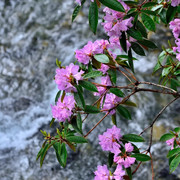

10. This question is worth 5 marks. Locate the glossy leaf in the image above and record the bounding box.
[79,80,98,92]
[141,13,156,32]
[50,118,55,127]
[123,134,145,142]
[138,39,157,49]
[89,1,98,34]
[122,100,137,107]
[55,91,61,103]
[127,28,143,40]
[109,88,124,97]
[84,105,100,114]
[94,54,110,63]
[142,2,158,8]
[170,153,180,172]
[66,136,88,143]
[99,0,125,12]
[167,148,180,158]
[131,42,145,56]
[108,69,117,84]
[120,31,127,53]
[108,152,114,167]
[117,105,131,120]
[131,153,151,161]
[160,133,175,141]
[74,85,85,108]
[128,48,134,73]
[166,5,177,24]
[83,71,103,79]
[136,20,147,38]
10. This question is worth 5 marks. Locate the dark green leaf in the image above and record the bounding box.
[170,153,180,172]
[128,48,134,73]
[141,10,157,16]
[77,112,82,132]
[109,88,124,97]
[66,136,88,143]
[127,28,143,40]
[117,105,131,120]
[71,116,82,134]
[99,0,125,12]
[131,153,151,161]
[50,118,55,127]
[89,1,98,34]
[124,1,138,6]
[112,113,117,125]
[138,39,157,49]
[174,127,180,133]
[142,2,158,7]
[55,91,61,103]
[94,54,110,63]
[141,13,156,32]
[159,9,167,24]
[122,100,137,107]
[123,134,145,142]
[79,80,98,92]
[72,0,86,22]
[167,148,180,158]
[162,66,173,77]
[127,8,137,15]
[171,78,180,91]
[108,69,117,84]
[108,152,114,167]
[40,144,49,167]
[83,71,103,79]
[166,5,177,24]
[74,85,85,108]
[160,133,175,141]
[131,42,145,56]
[36,147,44,161]
[84,105,100,114]
[120,31,127,53]
[126,167,132,180]
[136,20,147,38]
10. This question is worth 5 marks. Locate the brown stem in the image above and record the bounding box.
[149,152,154,180]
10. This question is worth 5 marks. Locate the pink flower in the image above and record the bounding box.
[75,0,94,6]
[98,64,110,74]
[114,143,136,168]
[51,95,75,122]
[171,0,180,7]
[94,76,112,96]
[99,125,122,154]
[166,137,175,150]
[101,93,121,115]
[113,165,125,180]
[55,63,84,92]
[94,165,111,180]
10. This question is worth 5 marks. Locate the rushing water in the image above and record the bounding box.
[0,0,180,180]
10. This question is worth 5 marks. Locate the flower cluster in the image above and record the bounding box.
[170,0,180,7]
[51,95,75,122]
[101,0,134,49]
[169,18,180,61]
[55,63,84,92]
[95,126,136,179]
[75,40,110,64]
[75,0,94,6]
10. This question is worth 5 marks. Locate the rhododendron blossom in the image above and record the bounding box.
[171,0,180,7]
[113,165,125,180]
[94,165,111,180]
[75,0,94,6]
[98,64,109,74]
[55,63,84,92]
[101,93,121,115]
[99,125,122,154]
[75,40,110,64]
[51,95,75,122]
[114,143,136,168]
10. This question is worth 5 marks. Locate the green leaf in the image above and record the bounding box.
[122,100,137,107]
[120,31,127,53]
[170,153,180,172]
[167,148,180,158]
[66,136,88,143]
[124,1,138,6]
[127,28,143,40]
[174,69,180,76]
[131,153,151,161]
[160,133,175,141]
[36,147,44,161]
[77,112,82,132]
[171,78,180,91]
[50,118,55,127]
[84,105,100,114]
[109,88,124,97]
[108,69,117,84]
[74,85,85,108]
[112,113,117,125]
[162,66,173,77]
[123,134,145,142]
[126,167,132,180]
[55,91,61,103]
[79,80,98,92]
[40,144,49,167]
[71,116,82,134]
[72,0,86,22]
[83,71,103,79]
[128,48,134,73]
[138,39,157,49]
[89,1,98,34]
[131,42,145,56]
[174,127,180,133]
[108,152,114,167]
[142,2,158,8]
[166,5,177,24]
[117,105,131,120]
[159,9,167,24]
[141,10,157,16]
[136,20,147,38]
[99,0,125,12]
[141,13,156,32]
[94,54,110,63]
